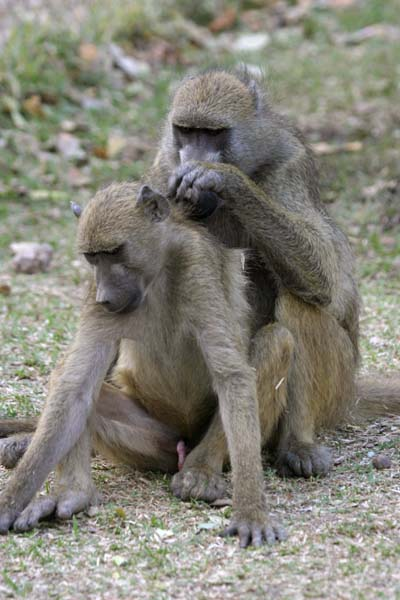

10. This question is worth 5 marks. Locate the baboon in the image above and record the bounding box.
[0,183,286,547]
[146,68,362,481]
[148,67,399,483]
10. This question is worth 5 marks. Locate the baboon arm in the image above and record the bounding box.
[171,162,338,306]
[226,166,337,305]
[0,322,117,531]
[195,323,264,514]
[195,323,286,546]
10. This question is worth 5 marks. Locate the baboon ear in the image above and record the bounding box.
[70,202,82,218]
[137,185,170,222]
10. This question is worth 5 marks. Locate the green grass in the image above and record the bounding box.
[0,1,399,598]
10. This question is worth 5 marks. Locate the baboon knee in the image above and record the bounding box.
[251,324,295,367]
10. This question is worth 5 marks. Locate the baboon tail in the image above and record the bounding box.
[0,418,38,436]
[354,375,400,420]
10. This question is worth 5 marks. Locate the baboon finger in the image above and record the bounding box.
[175,170,199,202]
[13,497,57,532]
[168,163,194,198]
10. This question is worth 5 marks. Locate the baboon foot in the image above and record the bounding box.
[12,488,100,533]
[276,441,332,478]
[0,435,31,469]
[222,512,287,548]
[171,466,227,503]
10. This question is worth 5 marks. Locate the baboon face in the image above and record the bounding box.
[170,71,262,175]
[84,246,144,314]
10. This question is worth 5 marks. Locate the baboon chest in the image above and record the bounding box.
[118,317,214,436]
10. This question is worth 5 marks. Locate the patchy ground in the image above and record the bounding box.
[0,1,399,598]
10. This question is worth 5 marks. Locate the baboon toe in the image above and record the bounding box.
[56,490,95,520]
[276,442,332,478]
[171,467,227,503]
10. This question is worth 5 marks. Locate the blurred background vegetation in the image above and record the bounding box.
[0,0,399,275]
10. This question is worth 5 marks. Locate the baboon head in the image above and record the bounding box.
[76,183,170,314]
[169,69,273,175]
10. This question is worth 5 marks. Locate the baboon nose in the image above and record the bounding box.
[96,290,114,310]
[96,298,113,311]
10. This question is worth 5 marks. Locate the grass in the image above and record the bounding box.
[0,1,399,598]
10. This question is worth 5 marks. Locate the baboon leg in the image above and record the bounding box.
[171,323,294,502]
[0,433,33,469]
[273,294,356,478]
[0,384,180,475]
[5,383,179,531]
[92,383,180,474]
[171,412,228,502]
[250,323,294,446]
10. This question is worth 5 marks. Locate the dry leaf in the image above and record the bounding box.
[107,134,127,159]
[79,42,99,62]
[92,145,108,159]
[209,7,237,33]
[22,95,44,117]
[0,282,11,296]
[311,141,363,155]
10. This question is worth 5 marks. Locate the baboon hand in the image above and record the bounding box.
[0,487,99,534]
[222,510,287,549]
[168,162,225,205]
[171,466,227,503]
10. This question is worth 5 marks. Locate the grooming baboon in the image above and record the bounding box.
[0,183,286,547]
[148,67,390,482]
[143,67,400,486]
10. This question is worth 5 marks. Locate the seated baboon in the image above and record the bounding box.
[0,183,286,547]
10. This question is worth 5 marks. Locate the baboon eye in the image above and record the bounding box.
[206,128,226,137]
[106,245,123,256]
[174,125,193,135]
